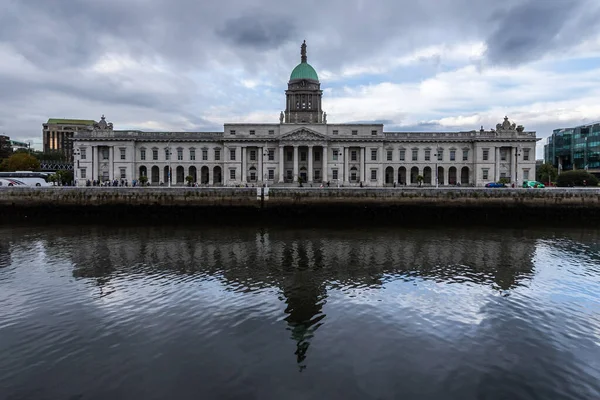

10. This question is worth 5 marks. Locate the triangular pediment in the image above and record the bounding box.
[280,128,327,141]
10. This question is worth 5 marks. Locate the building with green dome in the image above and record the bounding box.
[71,41,538,188]
[284,41,324,124]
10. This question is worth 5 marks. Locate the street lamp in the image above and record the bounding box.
[584,136,588,171]
[165,141,171,187]
[515,145,521,187]
[263,147,269,188]
[434,146,440,188]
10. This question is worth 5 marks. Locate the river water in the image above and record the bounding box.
[0,224,599,400]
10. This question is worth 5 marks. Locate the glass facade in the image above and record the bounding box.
[544,122,600,176]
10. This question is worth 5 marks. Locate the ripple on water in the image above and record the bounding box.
[0,225,599,399]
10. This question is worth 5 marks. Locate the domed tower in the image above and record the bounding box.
[283,41,324,124]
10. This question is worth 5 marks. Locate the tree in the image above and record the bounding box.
[416,175,424,186]
[0,152,40,172]
[536,163,558,184]
[139,176,148,186]
[0,137,13,161]
[556,170,599,187]
[185,175,194,186]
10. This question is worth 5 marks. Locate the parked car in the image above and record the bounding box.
[485,182,507,188]
[523,180,545,188]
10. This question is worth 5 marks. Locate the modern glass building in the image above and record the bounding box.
[544,122,600,177]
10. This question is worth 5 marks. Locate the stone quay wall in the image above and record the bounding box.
[1,187,599,224]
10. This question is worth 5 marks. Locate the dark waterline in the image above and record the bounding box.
[1,225,599,400]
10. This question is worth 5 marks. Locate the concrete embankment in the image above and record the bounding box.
[1,187,599,225]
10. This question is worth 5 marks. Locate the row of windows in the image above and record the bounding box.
[80,147,531,163]
[230,130,276,135]
[481,169,531,180]
[228,129,380,136]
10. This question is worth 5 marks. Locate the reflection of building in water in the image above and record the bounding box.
[66,227,536,367]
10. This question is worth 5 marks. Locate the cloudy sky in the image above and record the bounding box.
[2,0,600,157]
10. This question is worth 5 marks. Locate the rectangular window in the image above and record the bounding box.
[190,150,197,161]
[500,172,506,178]
[352,130,358,135]
[482,169,489,180]
[287,151,293,161]
[333,150,339,161]
[287,170,293,180]
[315,152,321,162]
[268,149,275,161]
[371,150,377,161]
[314,170,321,180]
[120,148,126,160]
[412,149,418,161]
[120,168,126,179]
[351,170,357,181]
[140,149,146,161]
[230,130,236,135]
[463,150,469,161]
[230,169,236,180]
[230,149,236,161]
[250,150,256,161]
[249,130,255,135]
[332,130,339,135]
[501,150,507,161]
[102,149,109,160]
[425,150,431,161]
[371,130,377,136]
[450,150,456,161]
[483,149,489,161]
[332,169,338,180]
[165,149,170,160]
[399,150,406,161]
[214,149,221,161]
[300,152,307,162]
[268,130,275,135]
[523,169,530,180]
[386,150,392,161]
[80,148,87,160]
[437,150,443,161]
[371,170,377,180]
[177,149,183,161]
[80,168,86,179]
[351,150,357,161]
[268,169,274,180]
[153,149,158,160]
[523,149,530,161]
[200,150,206,161]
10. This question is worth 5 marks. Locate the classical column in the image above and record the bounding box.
[242,146,247,183]
[308,145,314,183]
[258,147,263,183]
[109,147,114,181]
[360,147,365,183]
[511,147,517,183]
[344,147,349,184]
[379,145,384,186]
[322,146,328,182]
[293,145,299,182]
[279,146,285,183]
[495,147,500,181]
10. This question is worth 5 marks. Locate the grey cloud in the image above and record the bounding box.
[0,0,598,143]
[485,0,600,65]
[217,12,296,50]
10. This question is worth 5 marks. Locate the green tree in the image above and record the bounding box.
[416,175,424,186]
[556,170,599,187]
[139,176,148,186]
[536,163,558,184]
[0,152,40,171]
[54,170,74,185]
[185,175,194,186]
[0,137,13,161]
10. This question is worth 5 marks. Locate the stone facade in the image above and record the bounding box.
[72,43,538,187]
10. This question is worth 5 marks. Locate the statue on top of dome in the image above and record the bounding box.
[301,40,307,63]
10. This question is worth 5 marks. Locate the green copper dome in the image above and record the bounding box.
[289,40,319,81]
[290,62,319,81]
